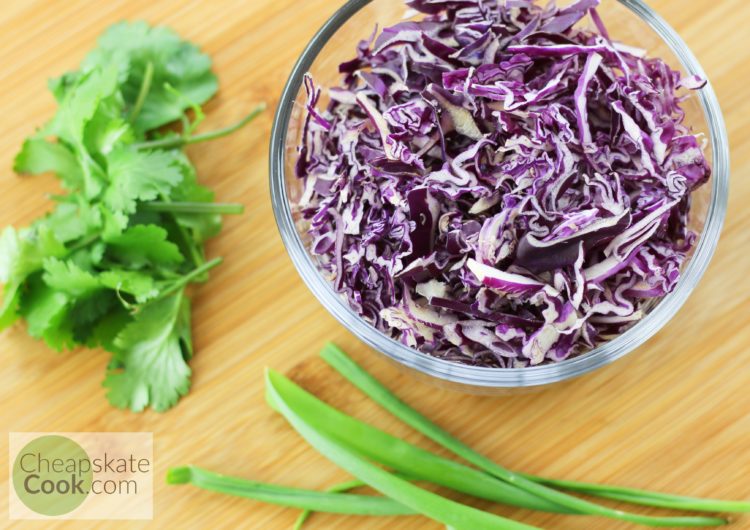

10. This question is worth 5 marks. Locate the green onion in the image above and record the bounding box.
[265,366,573,514]
[266,368,541,530]
[292,479,368,530]
[529,478,750,514]
[167,344,747,529]
[320,343,731,527]
[166,465,412,516]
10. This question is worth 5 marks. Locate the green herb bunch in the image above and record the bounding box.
[0,22,264,412]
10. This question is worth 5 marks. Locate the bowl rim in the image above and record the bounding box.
[269,0,730,388]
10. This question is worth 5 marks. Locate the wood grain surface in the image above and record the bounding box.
[1,0,749,528]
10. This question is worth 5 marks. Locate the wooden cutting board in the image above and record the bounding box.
[1,1,749,528]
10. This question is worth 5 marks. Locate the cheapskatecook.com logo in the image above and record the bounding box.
[9,432,153,520]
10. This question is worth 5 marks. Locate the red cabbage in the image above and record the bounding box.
[295,0,709,367]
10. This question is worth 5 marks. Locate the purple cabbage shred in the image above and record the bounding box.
[295,0,710,367]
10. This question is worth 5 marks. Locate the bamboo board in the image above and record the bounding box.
[1,1,749,528]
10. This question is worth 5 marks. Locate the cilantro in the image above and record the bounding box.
[103,148,183,215]
[0,21,264,412]
[81,21,218,133]
[43,258,101,297]
[0,287,21,330]
[68,294,118,344]
[45,198,102,244]
[0,226,67,329]
[106,225,184,267]
[104,289,192,412]
[14,139,82,188]
[20,276,74,351]
[99,270,159,303]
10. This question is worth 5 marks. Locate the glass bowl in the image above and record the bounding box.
[270,0,729,392]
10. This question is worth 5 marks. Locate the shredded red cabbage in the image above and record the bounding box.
[295,0,709,367]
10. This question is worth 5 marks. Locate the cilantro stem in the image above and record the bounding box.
[184,102,266,145]
[155,193,206,268]
[142,202,245,215]
[129,61,154,124]
[68,233,100,252]
[157,257,223,300]
[132,102,266,151]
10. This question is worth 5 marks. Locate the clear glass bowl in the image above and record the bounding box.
[270,0,729,392]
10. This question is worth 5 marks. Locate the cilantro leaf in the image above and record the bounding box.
[104,147,183,214]
[100,269,159,303]
[68,293,118,344]
[0,286,21,330]
[45,66,119,145]
[104,289,192,412]
[0,226,67,283]
[44,197,102,244]
[14,139,82,189]
[69,243,106,270]
[48,71,80,103]
[34,259,119,348]
[99,205,129,240]
[105,224,184,268]
[166,151,222,243]
[83,95,134,156]
[171,184,223,244]
[86,306,132,351]
[19,276,75,351]
[42,258,101,297]
[81,21,218,133]
[42,67,120,198]
[0,226,67,330]
[0,226,21,285]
